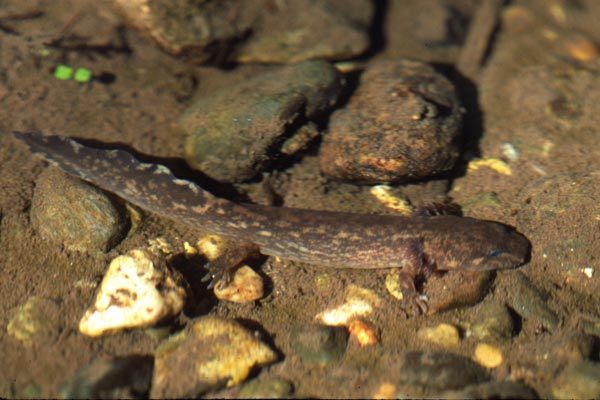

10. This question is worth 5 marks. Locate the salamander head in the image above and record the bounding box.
[424,216,531,271]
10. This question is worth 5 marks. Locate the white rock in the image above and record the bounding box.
[79,249,186,337]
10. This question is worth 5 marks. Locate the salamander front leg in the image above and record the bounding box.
[398,269,428,316]
[396,240,433,316]
[201,241,260,289]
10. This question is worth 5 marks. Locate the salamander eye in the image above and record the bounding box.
[487,249,503,258]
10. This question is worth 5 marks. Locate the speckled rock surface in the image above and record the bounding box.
[30,168,128,252]
[320,59,462,184]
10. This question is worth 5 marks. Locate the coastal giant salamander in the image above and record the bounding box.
[14,131,530,314]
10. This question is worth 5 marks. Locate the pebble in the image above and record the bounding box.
[506,272,559,332]
[417,323,460,347]
[473,343,503,369]
[151,316,277,398]
[347,319,378,347]
[114,0,371,64]
[213,265,264,303]
[444,380,537,399]
[315,284,382,325]
[7,296,63,347]
[398,351,489,390]
[79,249,186,337]
[469,302,514,341]
[550,361,600,399]
[289,324,348,366]
[237,378,293,399]
[30,168,128,252]
[372,382,397,399]
[180,60,342,182]
[320,59,462,184]
[58,355,153,399]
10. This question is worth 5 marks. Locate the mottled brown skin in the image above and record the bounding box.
[14,131,531,314]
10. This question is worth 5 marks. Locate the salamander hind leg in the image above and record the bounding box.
[201,241,260,289]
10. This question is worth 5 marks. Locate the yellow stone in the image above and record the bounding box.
[467,158,512,175]
[417,323,460,347]
[474,343,503,368]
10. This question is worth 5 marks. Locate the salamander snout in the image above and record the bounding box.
[478,223,531,270]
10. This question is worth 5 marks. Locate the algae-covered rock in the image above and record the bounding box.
[181,60,342,182]
[7,296,63,347]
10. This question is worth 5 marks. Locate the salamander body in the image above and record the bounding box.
[14,131,530,314]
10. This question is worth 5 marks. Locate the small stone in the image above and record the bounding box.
[7,296,63,347]
[238,378,293,399]
[320,59,462,184]
[470,302,514,341]
[550,361,600,399]
[289,324,348,366]
[213,265,264,303]
[347,319,378,346]
[507,272,559,331]
[562,33,598,62]
[398,351,489,390]
[315,284,382,325]
[58,355,153,399]
[30,168,128,252]
[445,380,537,399]
[181,60,342,182]
[473,343,503,369]
[79,249,186,337]
[372,382,397,399]
[417,323,460,347]
[151,316,277,398]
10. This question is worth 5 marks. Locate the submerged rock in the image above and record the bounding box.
[181,60,342,182]
[398,351,489,390]
[151,316,277,397]
[30,168,128,253]
[320,59,462,184]
[113,0,372,64]
[58,355,154,399]
[7,296,63,347]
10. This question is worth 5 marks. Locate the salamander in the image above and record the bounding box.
[14,131,531,314]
